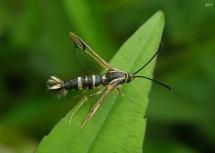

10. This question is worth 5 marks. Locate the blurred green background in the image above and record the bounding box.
[0,0,214,153]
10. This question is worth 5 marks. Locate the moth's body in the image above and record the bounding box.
[47,32,170,128]
[62,70,132,91]
[47,70,133,128]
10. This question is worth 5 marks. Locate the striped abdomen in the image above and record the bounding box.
[47,71,130,97]
[63,75,104,90]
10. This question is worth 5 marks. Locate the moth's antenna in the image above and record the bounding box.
[134,75,171,91]
[132,42,170,91]
[132,50,159,75]
[132,42,163,75]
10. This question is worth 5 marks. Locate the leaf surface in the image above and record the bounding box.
[35,11,165,153]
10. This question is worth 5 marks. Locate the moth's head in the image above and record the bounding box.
[125,73,134,83]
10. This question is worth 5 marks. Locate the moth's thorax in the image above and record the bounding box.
[103,70,133,85]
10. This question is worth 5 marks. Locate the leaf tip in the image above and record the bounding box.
[156,10,165,21]
[152,10,165,29]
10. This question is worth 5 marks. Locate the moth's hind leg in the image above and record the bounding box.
[81,85,115,128]
[68,88,105,125]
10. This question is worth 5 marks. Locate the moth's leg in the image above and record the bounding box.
[81,85,115,128]
[68,88,106,125]
[69,32,112,70]
[116,86,124,96]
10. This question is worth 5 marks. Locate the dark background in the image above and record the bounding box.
[0,0,214,153]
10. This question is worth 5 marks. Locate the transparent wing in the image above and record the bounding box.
[73,46,103,75]
[70,32,112,70]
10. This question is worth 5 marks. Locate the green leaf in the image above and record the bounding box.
[35,11,165,153]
